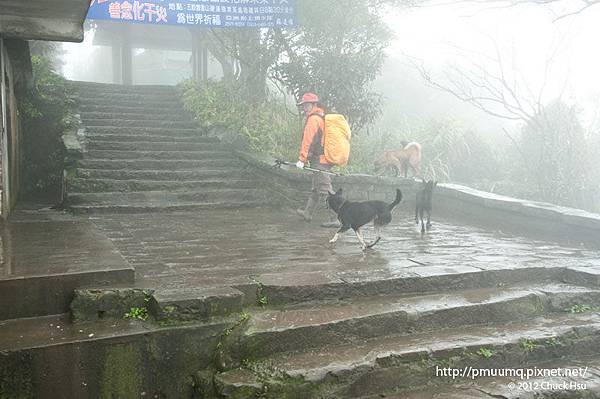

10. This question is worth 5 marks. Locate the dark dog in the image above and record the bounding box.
[326,188,403,250]
[415,180,437,233]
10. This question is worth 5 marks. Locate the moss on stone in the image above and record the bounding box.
[0,353,33,399]
[100,343,143,399]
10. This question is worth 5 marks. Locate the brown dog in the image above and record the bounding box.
[374,141,422,178]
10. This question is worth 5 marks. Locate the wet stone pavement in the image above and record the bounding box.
[87,208,600,291]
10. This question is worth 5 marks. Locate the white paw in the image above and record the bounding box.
[329,239,336,244]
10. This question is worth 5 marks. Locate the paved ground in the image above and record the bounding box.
[0,206,130,279]
[83,208,600,291]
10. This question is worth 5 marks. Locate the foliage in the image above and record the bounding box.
[517,100,593,210]
[29,41,65,70]
[569,304,600,314]
[270,0,392,131]
[123,306,149,321]
[520,339,537,352]
[202,0,395,132]
[179,79,299,160]
[344,118,501,183]
[20,56,75,199]
[476,348,494,359]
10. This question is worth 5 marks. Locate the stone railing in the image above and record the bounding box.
[234,151,417,208]
[434,183,600,245]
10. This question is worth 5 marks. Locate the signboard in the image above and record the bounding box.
[87,0,297,28]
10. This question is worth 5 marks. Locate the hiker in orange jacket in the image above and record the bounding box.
[295,92,341,228]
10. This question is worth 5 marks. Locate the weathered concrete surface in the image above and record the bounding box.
[218,313,600,398]
[0,313,238,399]
[88,208,600,294]
[241,284,600,359]
[0,0,90,42]
[2,205,600,398]
[67,82,278,214]
[0,207,133,320]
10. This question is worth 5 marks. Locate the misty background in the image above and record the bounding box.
[51,1,600,212]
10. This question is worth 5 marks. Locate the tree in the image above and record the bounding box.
[414,0,600,21]
[196,0,399,131]
[410,38,595,209]
[519,100,592,208]
[270,0,392,131]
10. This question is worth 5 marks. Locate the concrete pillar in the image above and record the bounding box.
[112,26,132,85]
[121,25,132,85]
[111,37,122,84]
[191,31,208,82]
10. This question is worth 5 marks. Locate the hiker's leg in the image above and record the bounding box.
[315,165,341,228]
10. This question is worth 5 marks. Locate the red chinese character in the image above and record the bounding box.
[121,1,133,19]
[108,2,121,18]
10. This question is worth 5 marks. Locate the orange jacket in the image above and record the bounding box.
[299,107,328,165]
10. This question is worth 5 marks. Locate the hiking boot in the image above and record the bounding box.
[296,192,319,222]
[320,210,341,228]
[296,208,312,222]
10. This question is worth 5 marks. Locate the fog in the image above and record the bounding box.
[384,1,600,128]
[56,1,600,211]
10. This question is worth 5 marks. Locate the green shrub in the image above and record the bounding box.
[20,55,75,199]
[179,79,298,161]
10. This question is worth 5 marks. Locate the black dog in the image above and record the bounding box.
[326,188,403,250]
[415,180,437,233]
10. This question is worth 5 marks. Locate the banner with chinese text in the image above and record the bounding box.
[87,0,296,28]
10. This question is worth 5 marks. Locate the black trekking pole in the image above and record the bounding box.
[272,160,342,176]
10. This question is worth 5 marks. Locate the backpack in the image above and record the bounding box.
[321,114,351,166]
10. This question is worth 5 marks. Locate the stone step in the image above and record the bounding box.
[69,199,266,214]
[78,103,185,114]
[76,91,181,102]
[79,111,192,122]
[69,178,258,193]
[70,81,177,94]
[153,287,244,323]
[84,132,212,142]
[70,286,244,323]
[75,168,245,181]
[68,188,264,206]
[77,96,184,108]
[241,284,600,359]
[81,118,197,129]
[85,150,234,161]
[86,140,225,151]
[216,313,600,398]
[78,158,240,170]
[84,126,203,137]
[244,267,569,307]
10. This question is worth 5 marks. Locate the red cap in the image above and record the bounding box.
[297,92,319,106]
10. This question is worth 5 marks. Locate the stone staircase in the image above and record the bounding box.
[213,267,600,398]
[67,82,268,214]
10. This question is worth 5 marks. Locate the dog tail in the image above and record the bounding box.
[388,189,403,211]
